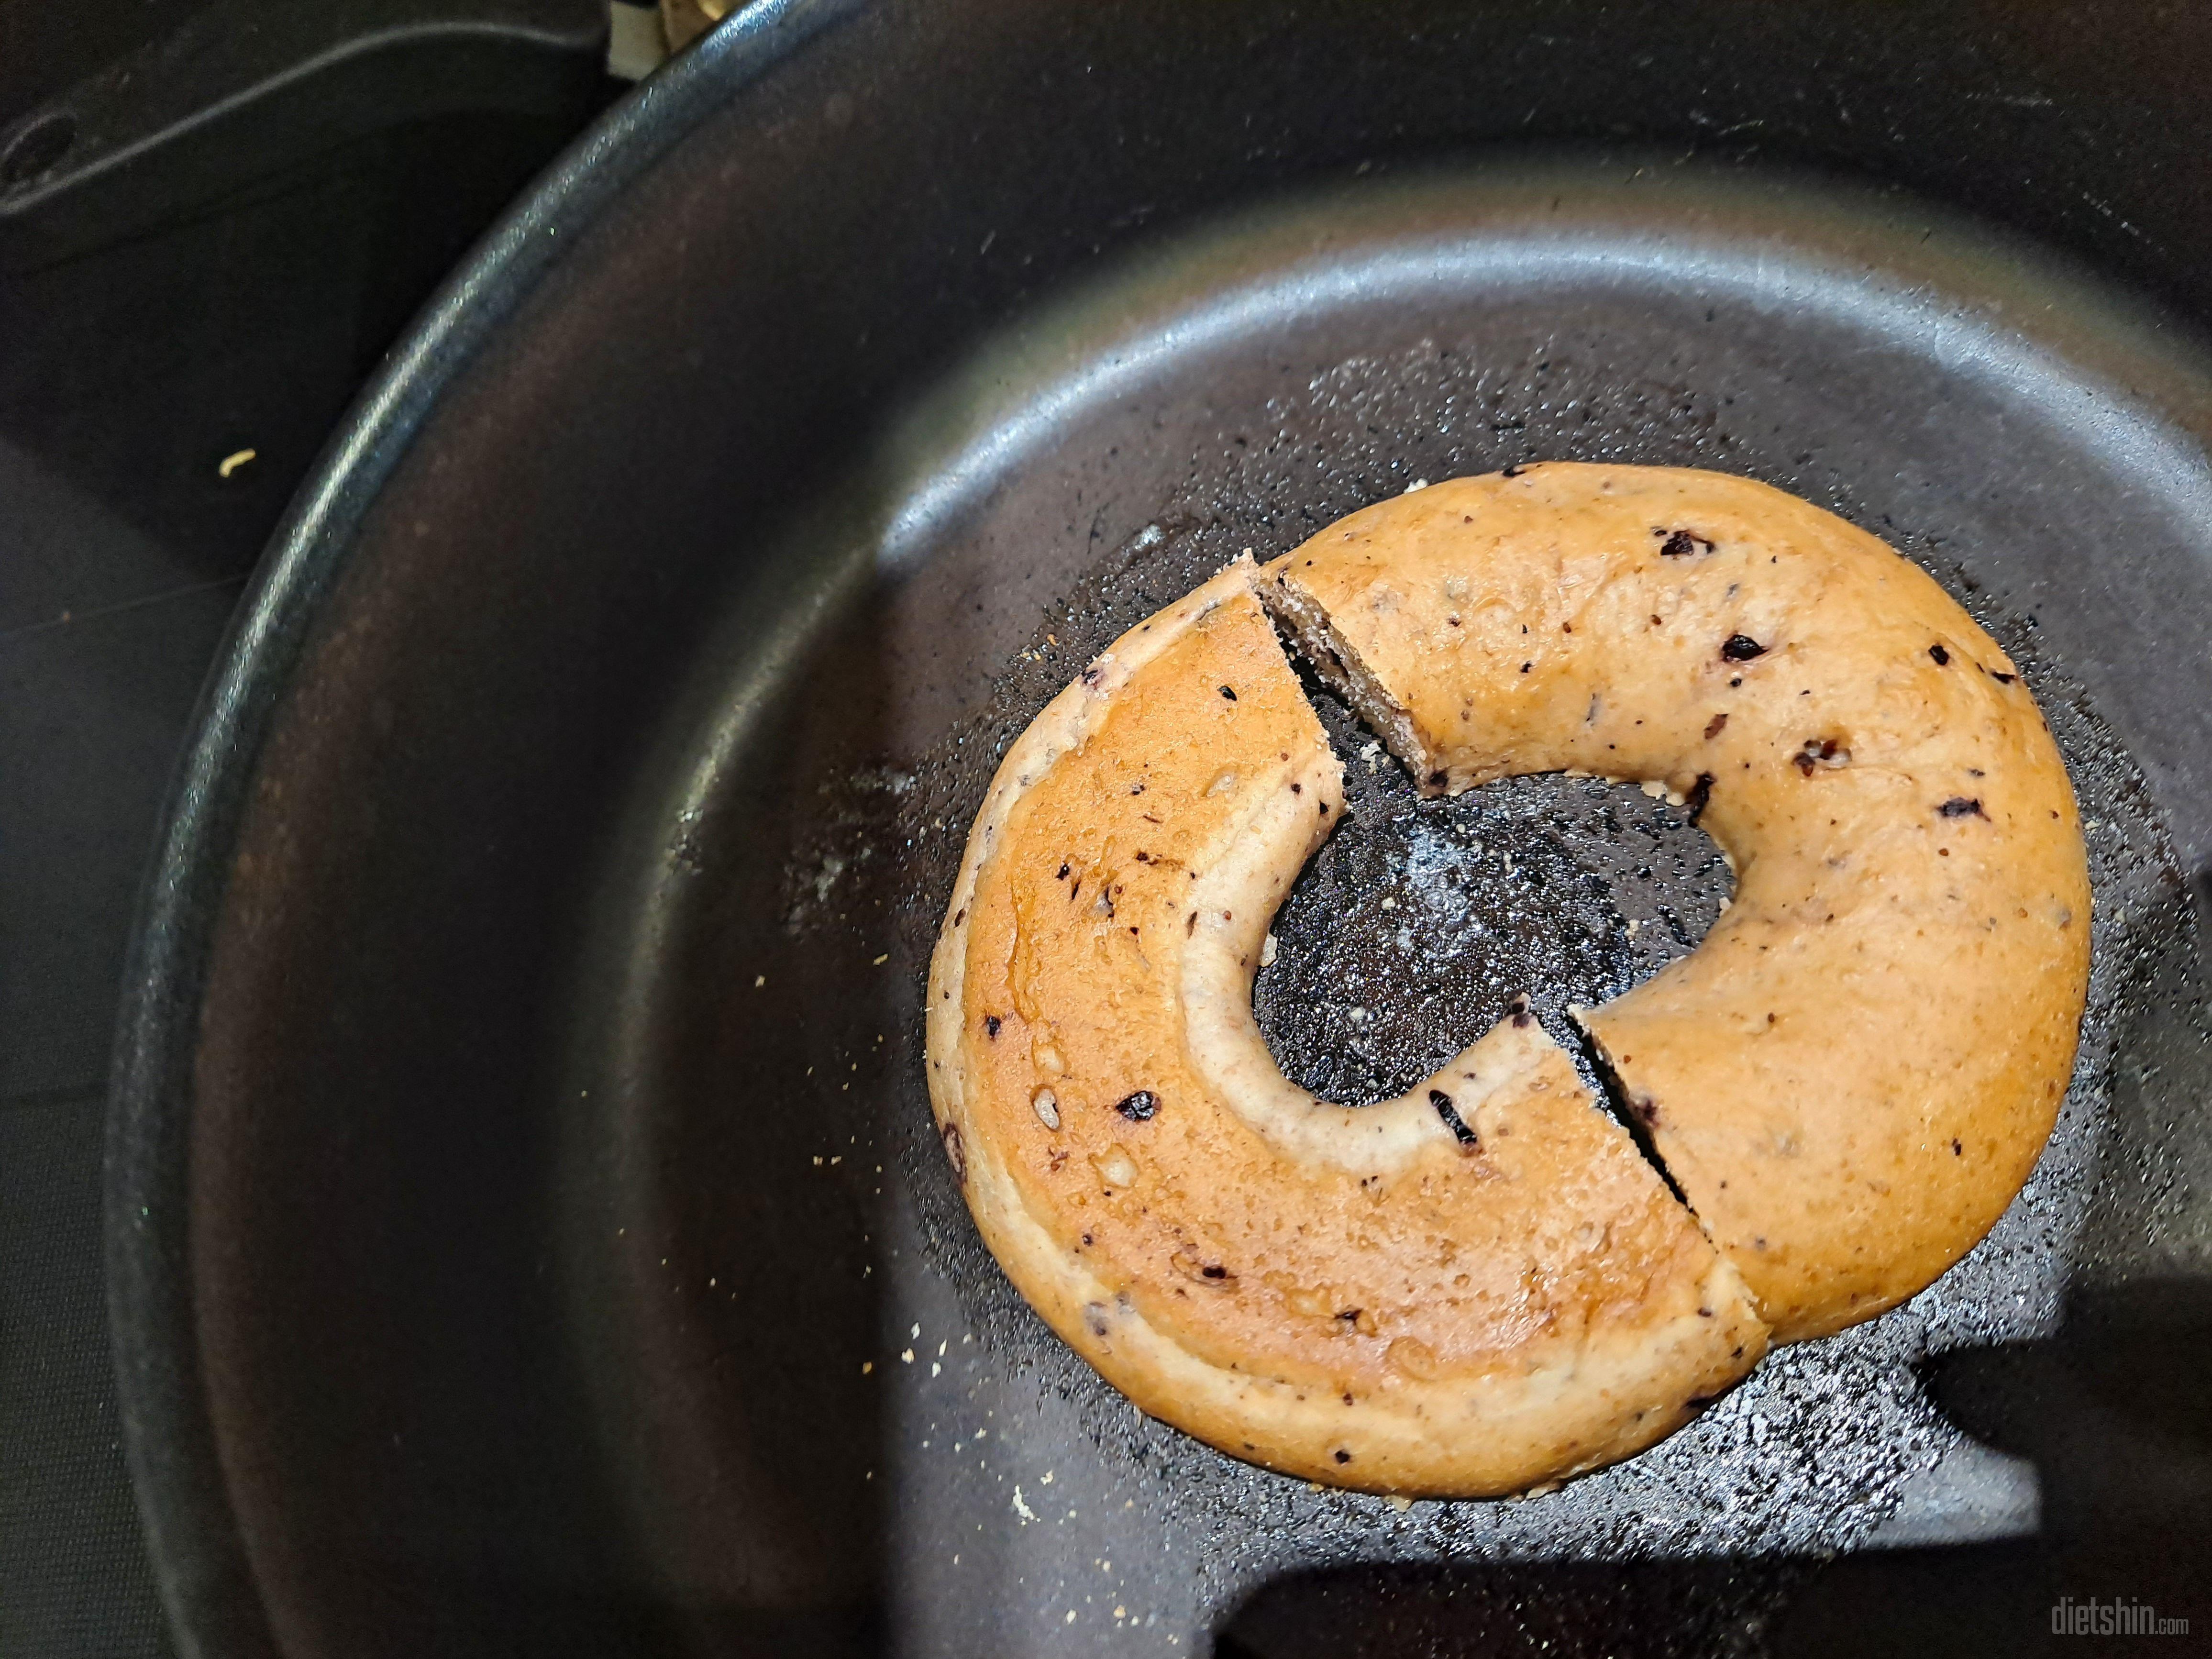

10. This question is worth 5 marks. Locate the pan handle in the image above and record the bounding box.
[0,0,614,271]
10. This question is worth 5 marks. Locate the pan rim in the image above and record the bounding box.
[99,2,864,1650]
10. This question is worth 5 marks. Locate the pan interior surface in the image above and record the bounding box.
[558,162,2211,1653]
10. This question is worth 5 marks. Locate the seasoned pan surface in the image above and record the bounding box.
[559,165,2210,1654]
[107,4,2212,1655]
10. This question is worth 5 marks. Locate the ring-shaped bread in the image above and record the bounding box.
[926,464,2089,1495]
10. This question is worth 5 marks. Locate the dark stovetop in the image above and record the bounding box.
[0,10,617,1645]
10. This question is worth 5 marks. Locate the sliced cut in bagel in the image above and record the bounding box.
[1263,463,2090,1342]
[927,559,1768,1498]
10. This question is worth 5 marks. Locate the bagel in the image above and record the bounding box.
[925,463,2089,1495]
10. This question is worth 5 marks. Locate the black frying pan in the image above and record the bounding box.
[106,2,2212,1655]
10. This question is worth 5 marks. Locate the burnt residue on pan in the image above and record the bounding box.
[576,167,2212,1654]
[777,503,2188,1604]
[1249,664,1729,1113]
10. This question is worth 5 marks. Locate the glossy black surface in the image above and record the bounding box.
[0,0,608,269]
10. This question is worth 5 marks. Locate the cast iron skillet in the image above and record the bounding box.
[108,2,2212,1655]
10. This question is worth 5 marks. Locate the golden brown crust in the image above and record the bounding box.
[929,464,2085,1489]
[1263,464,2090,1341]
[926,559,1767,1497]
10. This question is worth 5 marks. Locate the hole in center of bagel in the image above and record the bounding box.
[1252,684,1735,1109]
